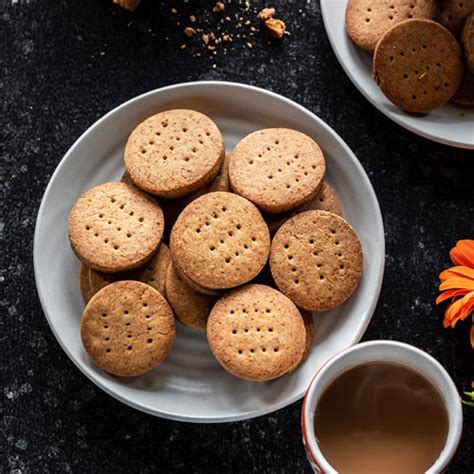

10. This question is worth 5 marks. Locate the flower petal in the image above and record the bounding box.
[471,316,474,349]
[450,240,474,267]
[445,292,474,327]
[440,266,474,282]
[439,277,474,292]
[436,288,470,304]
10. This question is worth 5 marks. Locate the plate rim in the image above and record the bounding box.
[33,80,385,423]
[320,0,474,150]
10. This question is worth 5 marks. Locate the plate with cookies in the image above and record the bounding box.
[321,0,474,149]
[34,81,384,422]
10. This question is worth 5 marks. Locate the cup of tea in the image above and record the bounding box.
[302,340,463,473]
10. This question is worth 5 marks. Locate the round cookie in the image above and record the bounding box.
[80,263,94,304]
[124,109,225,198]
[206,284,306,382]
[345,0,436,53]
[287,310,315,373]
[170,192,270,290]
[451,74,474,106]
[463,12,474,73]
[80,280,175,377]
[229,128,325,213]
[68,182,164,273]
[373,19,464,113]
[438,0,474,37]
[165,264,216,329]
[172,259,222,296]
[270,211,363,312]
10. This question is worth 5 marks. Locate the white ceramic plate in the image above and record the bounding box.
[321,0,474,149]
[34,81,385,423]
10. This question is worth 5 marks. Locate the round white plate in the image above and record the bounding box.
[321,0,474,149]
[34,81,385,423]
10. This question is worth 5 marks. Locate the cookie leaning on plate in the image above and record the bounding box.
[229,128,325,213]
[373,19,464,113]
[270,210,363,312]
[124,109,225,198]
[68,182,164,273]
[170,192,270,290]
[207,284,306,382]
[80,280,175,377]
[345,0,436,53]
[463,12,474,73]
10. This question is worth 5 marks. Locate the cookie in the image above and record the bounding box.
[451,73,474,106]
[463,12,474,73]
[88,243,172,298]
[287,310,315,373]
[80,263,94,303]
[165,264,216,329]
[206,284,306,382]
[439,0,474,37]
[80,280,175,376]
[373,19,464,113]
[229,128,325,213]
[68,182,164,273]
[345,0,436,53]
[172,259,222,296]
[124,109,225,198]
[270,211,363,312]
[170,192,270,290]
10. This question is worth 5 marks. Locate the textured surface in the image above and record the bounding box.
[207,284,306,381]
[1,0,473,472]
[463,12,474,73]
[439,0,474,37]
[373,19,464,113]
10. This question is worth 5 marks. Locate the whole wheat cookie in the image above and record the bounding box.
[229,128,325,214]
[68,182,164,273]
[451,73,474,106]
[287,310,315,373]
[438,0,474,37]
[80,280,175,377]
[124,109,225,198]
[170,192,270,290]
[172,259,222,296]
[373,19,464,113]
[463,12,474,73]
[270,211,363,312]
[345,0,436,53]
[88,243,171,298]
[165,264,216,329]
[206,284,306,382]
[265,182,343,235]
[80,263,94,303]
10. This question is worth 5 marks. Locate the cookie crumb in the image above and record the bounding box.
[264,18,286,39]
[113,0,141,11]
[184,27,196,37]
[246,42,253,48]
[213,1,225,13]
[202,34,210,45]
[258,7,275,21]
[189,15,196,23]
[171,7,178,14]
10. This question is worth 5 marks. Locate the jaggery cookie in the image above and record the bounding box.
[68,182,164,273]
[165,264,216,329]
[463,12,474,73]
[373,19,464,113]
[439,0,474,37]
[80,281,175,377]
[207,284,306,382]
[270,211,363,312]
[345,0,436,53]
[229,129,325,213]
[170,192,270,290]
[451,74,474,106]
[124,109,225,198]
[80,263,94,304]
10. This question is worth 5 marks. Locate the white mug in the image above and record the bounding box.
[302,340,463,473]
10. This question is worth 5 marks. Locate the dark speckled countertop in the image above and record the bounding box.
[1,0,473,472]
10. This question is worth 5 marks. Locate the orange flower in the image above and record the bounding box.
[436,240,474,348]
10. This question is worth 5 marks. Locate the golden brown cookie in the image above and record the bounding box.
[189,153,231,201]
[451,73,474,106]
[80,263,94,304]
[172,259,222,296]
[345,0,436,53]
[124,109,225,198]
[170,192,270,290]
[373,19,464,113]
[80,280,175,376]
[165,264,216,329]
[463,12,474,73]
[206,284,306,382]
[438,0,474,37]
[270,211,363,312]
[229,128,325,213]
[287,310,315,373]
[68,182,164,273]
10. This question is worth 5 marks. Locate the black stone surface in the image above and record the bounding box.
[1,0,473,472]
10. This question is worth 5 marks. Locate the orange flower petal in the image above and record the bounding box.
[439,277,474,292]
[440,266,474,282]
[445,292,474,327]
[436,288,470,304]
[471,316,474,349]
[450,240,474,267]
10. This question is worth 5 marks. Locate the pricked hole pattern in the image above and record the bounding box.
[146,314,151,319]
[101,313,107,318]
[126,322,131,326]
[128,346,133,351]
[147,339,153,344]
[124,310,129,315]
[143,303,148,307]
[106,349,111,353]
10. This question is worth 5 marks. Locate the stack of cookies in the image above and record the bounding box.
[68,109,363,382]
[345,0,474,111]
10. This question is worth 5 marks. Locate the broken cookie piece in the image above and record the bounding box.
[113,0,141,12]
